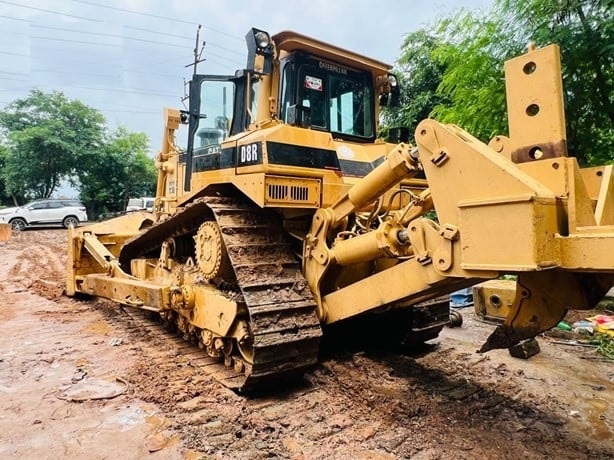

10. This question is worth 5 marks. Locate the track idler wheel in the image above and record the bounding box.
[235,321,254,364]
[194,221,232,281]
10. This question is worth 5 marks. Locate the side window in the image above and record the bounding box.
[30,202,47,210]
[48,202,63,209]
[300,66,326,128]
[197,80,235,149]
[250,77,260,124]
[279,61,295,123]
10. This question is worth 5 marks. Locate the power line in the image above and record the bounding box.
[69,0,196,25]
[124,25,244,56]
[45,83,180,98]
[30,35,122,48]
[0,69,28,76]
[68,0,244,41]
[31,25,188,49]
[0,13,28,22]
[0,50,29,58]
[29,22,243,55]
[0,76,29,82]
[124,25,193,41]
[0,0,102,23]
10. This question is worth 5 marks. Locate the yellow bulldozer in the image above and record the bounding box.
[66,29,614,391]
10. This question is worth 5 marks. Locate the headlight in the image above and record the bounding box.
[254,31,270,49]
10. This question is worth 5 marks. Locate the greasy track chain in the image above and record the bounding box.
[119,196,322,391]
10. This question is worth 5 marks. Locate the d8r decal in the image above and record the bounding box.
[238,142,262,166]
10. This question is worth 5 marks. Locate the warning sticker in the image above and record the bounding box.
[304,75,323,91]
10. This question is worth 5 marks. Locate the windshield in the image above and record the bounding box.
[282,57,375,140]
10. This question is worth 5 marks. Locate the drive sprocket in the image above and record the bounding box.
[194,221,232,281]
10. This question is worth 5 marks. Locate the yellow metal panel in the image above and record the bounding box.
[83,274,170,310]
[416,120,557,227]
[504,44,567,162]
[232,173,266,207]
[191,284,238,337]
[567,157,597,231]
[473,280,516,323]
[322,258,443,323]
[558,233,614,270]
[272,30,392,76]
[581,166,608,203]
[458,198,560,270]
[595,165,614,226]
[517,158,567,196]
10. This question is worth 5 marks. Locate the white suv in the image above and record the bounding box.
[0,199,88,231]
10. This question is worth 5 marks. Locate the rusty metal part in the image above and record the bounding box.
[511,139,567,164]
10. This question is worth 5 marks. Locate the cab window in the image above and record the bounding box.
[279,55,375,141]
[196,79,234,149]
[300,67,327,128]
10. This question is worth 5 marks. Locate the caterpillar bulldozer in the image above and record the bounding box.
[66,28,614,391]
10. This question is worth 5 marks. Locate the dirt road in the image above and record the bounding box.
[1,229,612,459]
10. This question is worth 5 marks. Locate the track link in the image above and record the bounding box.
[119,196,322,391]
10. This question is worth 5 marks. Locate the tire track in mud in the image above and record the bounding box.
[7,230,613,459]
[72,298,614,460]
[5,230,67,299]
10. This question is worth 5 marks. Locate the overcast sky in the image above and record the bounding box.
[0,0,493,156]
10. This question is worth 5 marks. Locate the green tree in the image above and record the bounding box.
[0,89,106,202]
[0,144,16,206]
[382,30,450,141]
[499,0,614,164]
[385,0,613,165]
[429,12,516,143]
[77,127,156,219]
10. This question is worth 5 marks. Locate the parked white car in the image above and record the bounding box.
[126,197,155,212]
[0,199,88,231]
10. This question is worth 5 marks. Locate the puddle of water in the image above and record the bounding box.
[585,397,611,441]
[107,406,146,432]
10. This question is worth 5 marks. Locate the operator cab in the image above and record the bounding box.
[182,28,399,190]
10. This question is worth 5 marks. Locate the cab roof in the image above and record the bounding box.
[272,30,392,76]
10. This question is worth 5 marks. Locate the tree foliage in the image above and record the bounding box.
[0,89,157,217]
[499,0,614,163]
[382,30,450,140]
[384,0,613,165]
[0,144,15,206]
[0,89,106,200]
[77,127,156,218]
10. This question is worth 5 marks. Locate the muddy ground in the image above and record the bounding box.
[0,229,612,459]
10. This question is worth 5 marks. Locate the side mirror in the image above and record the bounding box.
[380,73,400,107]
